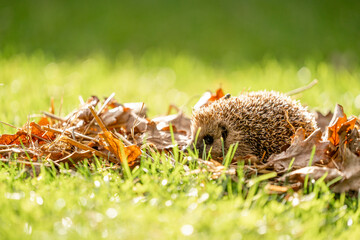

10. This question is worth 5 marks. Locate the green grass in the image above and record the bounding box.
[1,149,360,240]
[0,53,360,239]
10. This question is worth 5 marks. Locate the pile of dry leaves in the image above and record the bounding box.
[1,89,360,193]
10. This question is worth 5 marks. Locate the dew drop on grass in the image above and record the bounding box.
[94,180,101,188]
[161,179,168,186]
[347,218,353,226]
[291,197,300,206]
[132,196,146,204]
[36,196,44,205]
[29,191,36,202]
[198,193,209,203]
[150,198,158,206]
[106,208,118,219]
[180,224,194,236]
[186,188,198,197]
[62,217,73,228]
[103,174,110,182]
[55,198,66,209]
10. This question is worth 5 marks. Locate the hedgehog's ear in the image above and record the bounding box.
[224,93,231,99]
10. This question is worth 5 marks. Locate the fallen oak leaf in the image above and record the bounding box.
[139,121,189,150]
[280,166,343,184]
[265,128,330,172]
[347,128,360,155]
[314,111,333,132]
[281,126,360,193]
[209,88,225,102]
[152,111,191,134]
[68,95,100,122]
[328,126,360,192]
[0,132,29,145]
[327,104,357,146]
[193,88,225,110]
[38,116,50,126]
[0,122,55,146]
[99,131,141,166]
[89,106,141,166]
[123,102,147,117]
[100,105,147,133]
[330,144,360,192]
[29,122,56,143]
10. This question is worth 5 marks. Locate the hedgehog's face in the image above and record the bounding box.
[189,120,230,159]
[188,119,254,160]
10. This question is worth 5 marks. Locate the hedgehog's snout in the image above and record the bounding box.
[183,133,214,157]
[185,124,229,159]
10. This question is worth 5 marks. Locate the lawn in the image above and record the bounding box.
[1,1,360,239]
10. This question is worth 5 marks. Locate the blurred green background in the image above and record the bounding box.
[2,0,360,63]
[0,0,360,128]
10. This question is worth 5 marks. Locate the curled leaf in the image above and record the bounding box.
[99,131,141,166]
[193,88,225,110]
[327,104,357,146]
[266,128,330,172]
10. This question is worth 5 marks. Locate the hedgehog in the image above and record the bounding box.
[189,91,317,161]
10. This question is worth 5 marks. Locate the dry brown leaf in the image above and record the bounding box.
[331,147,360,192]
[0,132,29,145]
[208,88,225,102]
[280,124,360,192]
[99,131,141,166]
[314,111,333,132]
[193,88,225,110]
[0,122,55,146]
[329,127,360,192]
[281,166,343,183]
[327,104,357,146]
[152,112,191,134]
[266,128,330,172]
[76,96,100,122]
[123,102,147,117]
[347,128,360,155]
[29,122,56,143]
[139,121,189,150]
[38,116,50,126]
[100,106,147,133]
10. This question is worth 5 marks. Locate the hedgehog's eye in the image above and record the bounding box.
[220,125,228,140]
[203,135,214,145]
